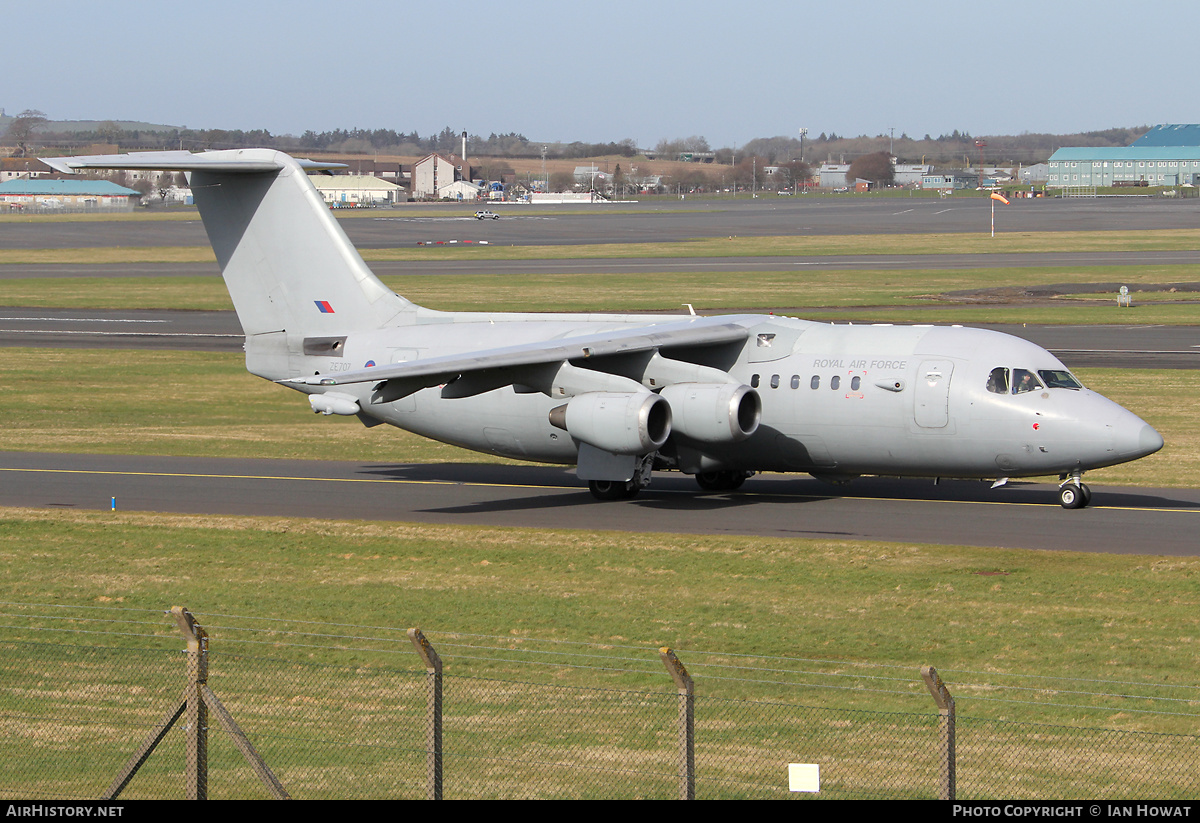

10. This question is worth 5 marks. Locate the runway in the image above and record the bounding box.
[2,451,1197,555]
[4,193,1200,249]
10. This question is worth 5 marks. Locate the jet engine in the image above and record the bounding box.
[659,383,761,443]
[548,391,671,455]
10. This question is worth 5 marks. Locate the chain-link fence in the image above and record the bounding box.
[2,604,1198,800]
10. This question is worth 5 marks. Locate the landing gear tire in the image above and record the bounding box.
[695,470,747,492]
[589,479,639,501]
[1059,483,1090,509]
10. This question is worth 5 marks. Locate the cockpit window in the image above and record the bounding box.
[1038,369,1083,390]
[1012,369,1044,394]
[986,367,1010,394]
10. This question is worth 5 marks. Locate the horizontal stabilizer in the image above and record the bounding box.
[42,150,345,174]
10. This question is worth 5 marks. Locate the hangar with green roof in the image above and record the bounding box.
[1047,124,1200,188]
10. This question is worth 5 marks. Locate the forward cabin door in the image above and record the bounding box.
[913,360,954,429]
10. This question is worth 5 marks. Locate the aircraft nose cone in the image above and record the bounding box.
[1136,424,1165,458]
[1115,422,1164,460]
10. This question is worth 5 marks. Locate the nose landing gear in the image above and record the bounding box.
[1058,471,1092,509]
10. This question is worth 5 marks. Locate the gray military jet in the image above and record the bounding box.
[45,149,1163,508]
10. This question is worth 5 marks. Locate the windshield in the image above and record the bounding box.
[1012,369,1044,394]
[987,366,1083,395]
[1038,369,1083,390]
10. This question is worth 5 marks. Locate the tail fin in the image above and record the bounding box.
[44,149,412,339]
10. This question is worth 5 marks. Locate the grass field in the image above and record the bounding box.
[5,226,1200,265]
[2,507,1198,731]
[0,266,1197,325]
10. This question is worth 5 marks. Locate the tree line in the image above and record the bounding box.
[3,108,1152,168]
[2,111,639,161]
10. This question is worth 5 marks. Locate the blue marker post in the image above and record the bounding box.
[111,497,116,511]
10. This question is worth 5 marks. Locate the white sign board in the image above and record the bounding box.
[788,763,820,793]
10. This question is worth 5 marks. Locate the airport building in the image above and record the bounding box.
[0,178,140,212]
[412,153,475,200]
[309,174,407,206]
[1047,124,1200,187]
[436,180,483,201]
[920,171,980,191]
[819,160,930,189]
[1019,163,1048,184]
[0,157,53,182]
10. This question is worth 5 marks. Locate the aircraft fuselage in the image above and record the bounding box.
[285,312,1161,483]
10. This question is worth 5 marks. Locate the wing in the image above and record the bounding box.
[287,315,757,399]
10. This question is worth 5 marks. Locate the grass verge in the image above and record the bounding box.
[2,228,1200,267]
[0,507,1197,733]
[0,265,1198,323]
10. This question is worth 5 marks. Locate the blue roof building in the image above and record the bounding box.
[0,178,141,211]
[1047,125,1200,187]
[1131,124,1200,147]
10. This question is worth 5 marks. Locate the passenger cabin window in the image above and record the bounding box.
[770,374,780,389]
[810,375,820,390]
[986,367,1009,394]
[850,376,861,391]
[751,374,760,388]
[791,375,801,389]
[1038,369,1083,390]
[830,375,841,391]
[1012,369,1044,394]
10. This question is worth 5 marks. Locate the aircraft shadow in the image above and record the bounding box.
[356,463,1200,514]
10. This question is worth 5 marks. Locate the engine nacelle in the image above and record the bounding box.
[659,382,761,444]
[549,391,671,455]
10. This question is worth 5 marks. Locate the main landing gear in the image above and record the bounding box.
[588,479,640,501]
[1058,471,1092,509]
[588,462,756,500]
[587,455,654,501]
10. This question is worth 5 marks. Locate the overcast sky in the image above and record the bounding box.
[7,0,1196,148]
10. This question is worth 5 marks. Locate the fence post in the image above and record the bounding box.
[104,607,289,800]
[172,606,209,800]
[660,648,695,800]
[921,665,955,801]
[408,628,443,800]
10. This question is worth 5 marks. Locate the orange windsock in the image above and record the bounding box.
[990,192,1010,204]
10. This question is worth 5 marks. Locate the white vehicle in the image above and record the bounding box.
[474,210,499,220]
[44,149,1163,507]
